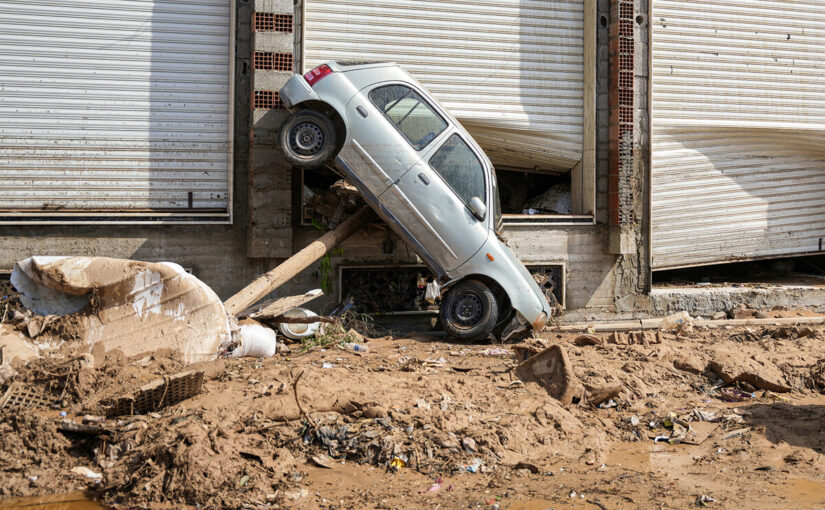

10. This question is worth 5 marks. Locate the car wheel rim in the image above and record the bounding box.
[290,122,324,156]
[452,292,483,327]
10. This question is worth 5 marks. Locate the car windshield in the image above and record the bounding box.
[369,84,448,150]
[429,133,486,207]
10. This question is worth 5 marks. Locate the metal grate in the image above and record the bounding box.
[254,12,293,33]
[340,266,433,314]
[253,51,293,71]
[254,90,284,109]
[0,382,60,411]
[527,265,565,309]
[106,370,204,416]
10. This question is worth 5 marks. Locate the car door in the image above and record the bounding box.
[337,83,447,200]
[381,131,491,274]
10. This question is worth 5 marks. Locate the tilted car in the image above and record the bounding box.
[279,61,551,341]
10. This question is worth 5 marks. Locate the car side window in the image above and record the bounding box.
[428,134,486,206]
[368,84,448,150]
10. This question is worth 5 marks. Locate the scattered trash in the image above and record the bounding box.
[229,321,278,358]
[277,307,321,340]
[342,342,369,353]
[0,381,61,412]
[322,362,335,369]
[101,370,204,416]
[660,311,692,331]
[719,388,754,402]
[462,458,483,473]
[598,399,618,409]
[696,494,716,506]
[482,348,510,357]
[424,281,441,304]
[515,344,581,405]
[722,428,750,441]
[462,437,478,453]
[70,466,102,480]
[692,409,717,422]
[626,415,640,426]
[513,461,541,473]
[390,457,407,469]
[310,454,335,469]
[574,334,602,346]
[421,477,443,494]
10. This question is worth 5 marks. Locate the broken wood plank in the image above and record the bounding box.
[239,289,324,319]
[224,206,374,316]
[268,315,336,324]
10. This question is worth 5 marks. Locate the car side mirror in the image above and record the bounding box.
[468,196,487,221]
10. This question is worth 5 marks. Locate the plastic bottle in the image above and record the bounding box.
[342,342,369,353]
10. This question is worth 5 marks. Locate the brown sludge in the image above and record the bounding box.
[0,322,824,509]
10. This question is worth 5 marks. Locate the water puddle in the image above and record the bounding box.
[782,478,825,508]
[0,492,101,509]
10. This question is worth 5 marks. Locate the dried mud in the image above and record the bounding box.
[1,323,825,509]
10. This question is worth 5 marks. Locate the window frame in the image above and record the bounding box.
[427,132,488,211]
[367,83,449,152]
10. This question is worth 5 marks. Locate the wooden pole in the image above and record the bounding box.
[224,206,373,315]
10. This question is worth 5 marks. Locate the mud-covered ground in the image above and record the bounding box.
[2,321,825,509]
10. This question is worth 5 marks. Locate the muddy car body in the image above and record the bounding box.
[279,61,551,341]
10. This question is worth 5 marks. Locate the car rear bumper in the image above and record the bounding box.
[280,74,320,109]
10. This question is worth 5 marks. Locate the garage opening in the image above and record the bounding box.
[652,254,825,289]
[301,0,597,225]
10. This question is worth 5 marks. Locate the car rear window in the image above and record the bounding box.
[368,84,448,150]
[428,134,486,206]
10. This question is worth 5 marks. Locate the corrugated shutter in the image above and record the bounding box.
[303,0,584,172]
[0,0,232,219]
[651,0,825,269]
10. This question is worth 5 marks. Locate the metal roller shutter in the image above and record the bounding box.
[651,0,825,269]
[0,0,233,222]
[303,0,584,172]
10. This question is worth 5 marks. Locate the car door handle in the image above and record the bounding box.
[356,105,368,118]
[418,172,430,185]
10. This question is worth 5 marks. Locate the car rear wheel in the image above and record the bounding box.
[439,279,499,342]
[279,109,338,169]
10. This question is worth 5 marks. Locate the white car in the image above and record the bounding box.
[279,61,551,341]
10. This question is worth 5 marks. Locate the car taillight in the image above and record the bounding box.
[304,64,333,87]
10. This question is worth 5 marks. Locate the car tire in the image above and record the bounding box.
[439,279,499,342]
[279,109,338,169]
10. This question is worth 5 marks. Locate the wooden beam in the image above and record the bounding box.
[224,206,373,315]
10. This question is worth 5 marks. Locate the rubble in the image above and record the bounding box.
[1,258,825,508]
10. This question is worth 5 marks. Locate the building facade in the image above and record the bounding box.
[1,0,821,316]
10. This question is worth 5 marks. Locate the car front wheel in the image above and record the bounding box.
[439,279,499,342]
[279,109,338,169]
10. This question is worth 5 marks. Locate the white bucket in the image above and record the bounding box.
[278,307,320,340]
